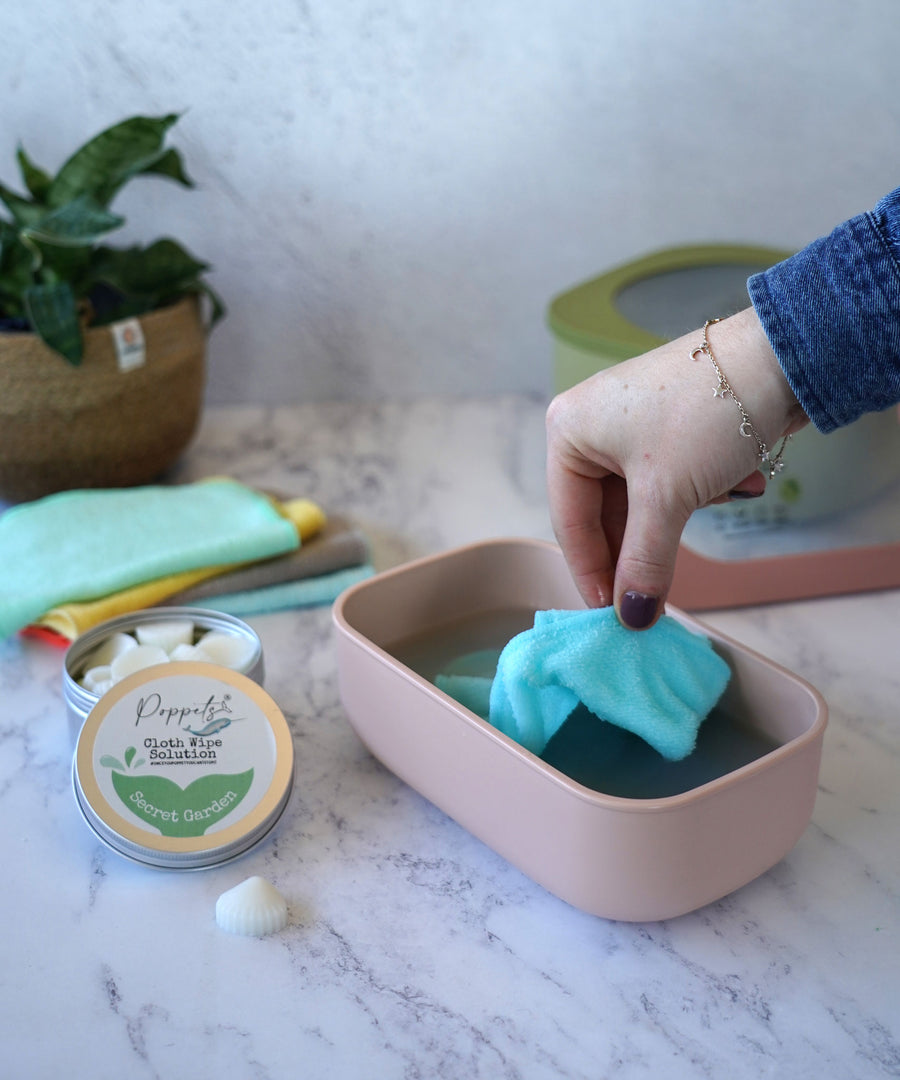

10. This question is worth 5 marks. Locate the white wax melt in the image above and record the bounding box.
[215,876,289,937]
[110,644,170,681]
[169,642,209,662]
[135,619,194,653]
[81,664,113,693]
[196,630,257,671]
[83,631,138,669]
[75,615,262,699]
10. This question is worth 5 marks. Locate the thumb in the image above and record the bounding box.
[613,492,689,630]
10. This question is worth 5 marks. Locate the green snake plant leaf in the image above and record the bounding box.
[0,180,45,229]
[47,113,182,209]
[0,223,36,315]
[16,145,52,203]
[140,147,195,188]
[32,240,94,288]
[86,238,225,326]
[22,196,125,247]
[23,281,83,364]
[91,238,208,296]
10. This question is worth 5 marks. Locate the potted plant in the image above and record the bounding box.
[0,113,225,503]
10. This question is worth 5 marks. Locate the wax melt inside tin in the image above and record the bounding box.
[64,607,265,744]
[72,662,294,869]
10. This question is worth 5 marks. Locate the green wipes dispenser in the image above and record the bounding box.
[547,243,789,392]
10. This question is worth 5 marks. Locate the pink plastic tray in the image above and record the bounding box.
[333,538,827,921]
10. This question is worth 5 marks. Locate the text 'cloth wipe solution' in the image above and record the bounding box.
[436,608,731,761]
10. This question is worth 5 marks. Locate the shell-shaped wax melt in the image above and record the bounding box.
[215,876,288,937]
[135,619,194,653]
[110,644,170,682]
[84,631,138,669]
[196,631,257,672]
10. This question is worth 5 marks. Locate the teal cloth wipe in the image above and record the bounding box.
[196,563,375,617]
[436,608,731,761]
[0,479,300,638]
[435,648,503,721]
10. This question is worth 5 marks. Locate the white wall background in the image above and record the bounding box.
[3,0,898,404]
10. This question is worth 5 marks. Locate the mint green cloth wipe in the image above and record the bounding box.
[195,563,374,616]
[0,480,300,638]
[435,608,731,761]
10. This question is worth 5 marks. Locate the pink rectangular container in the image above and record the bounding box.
[332,538,827,921]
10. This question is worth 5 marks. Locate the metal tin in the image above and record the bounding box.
[64,607,265,745]
[72,661,293,870]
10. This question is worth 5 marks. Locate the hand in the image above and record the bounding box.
[545,307,808,628]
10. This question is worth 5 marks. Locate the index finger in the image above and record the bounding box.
[546,451,615,609]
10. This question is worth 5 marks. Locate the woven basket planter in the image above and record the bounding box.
[0,297,206,503]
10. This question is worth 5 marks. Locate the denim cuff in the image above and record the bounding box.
[747,186,900,433]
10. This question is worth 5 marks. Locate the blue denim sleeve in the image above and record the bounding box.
[747,186,900,432]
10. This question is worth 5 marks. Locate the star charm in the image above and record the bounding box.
[712,382,727,398]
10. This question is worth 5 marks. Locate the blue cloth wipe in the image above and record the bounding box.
[437,608,731,761]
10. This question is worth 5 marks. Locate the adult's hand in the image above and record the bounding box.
[545,307,808,628]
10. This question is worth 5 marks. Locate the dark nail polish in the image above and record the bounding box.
[728,489,764,499]
[620,591,659,630]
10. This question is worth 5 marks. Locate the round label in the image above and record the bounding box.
[73,662,294,868]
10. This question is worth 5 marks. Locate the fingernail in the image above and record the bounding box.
[619,591,659,630]
[728,489,764,499]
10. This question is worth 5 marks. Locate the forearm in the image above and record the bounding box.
[748,186,900,432]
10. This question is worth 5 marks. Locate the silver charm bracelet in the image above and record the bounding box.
[690,318,791,480]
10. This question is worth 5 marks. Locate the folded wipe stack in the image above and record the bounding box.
[29,493,322,640]
[162,515,372,615]
[0,480,372,641]
[36,512,372,639]
[436,608,731,762]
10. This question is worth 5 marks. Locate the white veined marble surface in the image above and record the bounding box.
[1,397,898,1080]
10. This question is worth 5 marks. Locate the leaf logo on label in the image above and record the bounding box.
[110,769,254,837]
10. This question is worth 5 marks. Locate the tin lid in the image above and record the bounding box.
[72,661,293,869]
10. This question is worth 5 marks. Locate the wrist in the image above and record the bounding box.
[708,308,808,445]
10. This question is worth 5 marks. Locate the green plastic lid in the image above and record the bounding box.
[547,243,791,360]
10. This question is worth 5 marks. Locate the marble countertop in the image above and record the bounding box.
[2,397,898,1080]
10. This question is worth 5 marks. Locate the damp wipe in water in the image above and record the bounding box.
[72,663,294,869]
[436,608,731,761]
